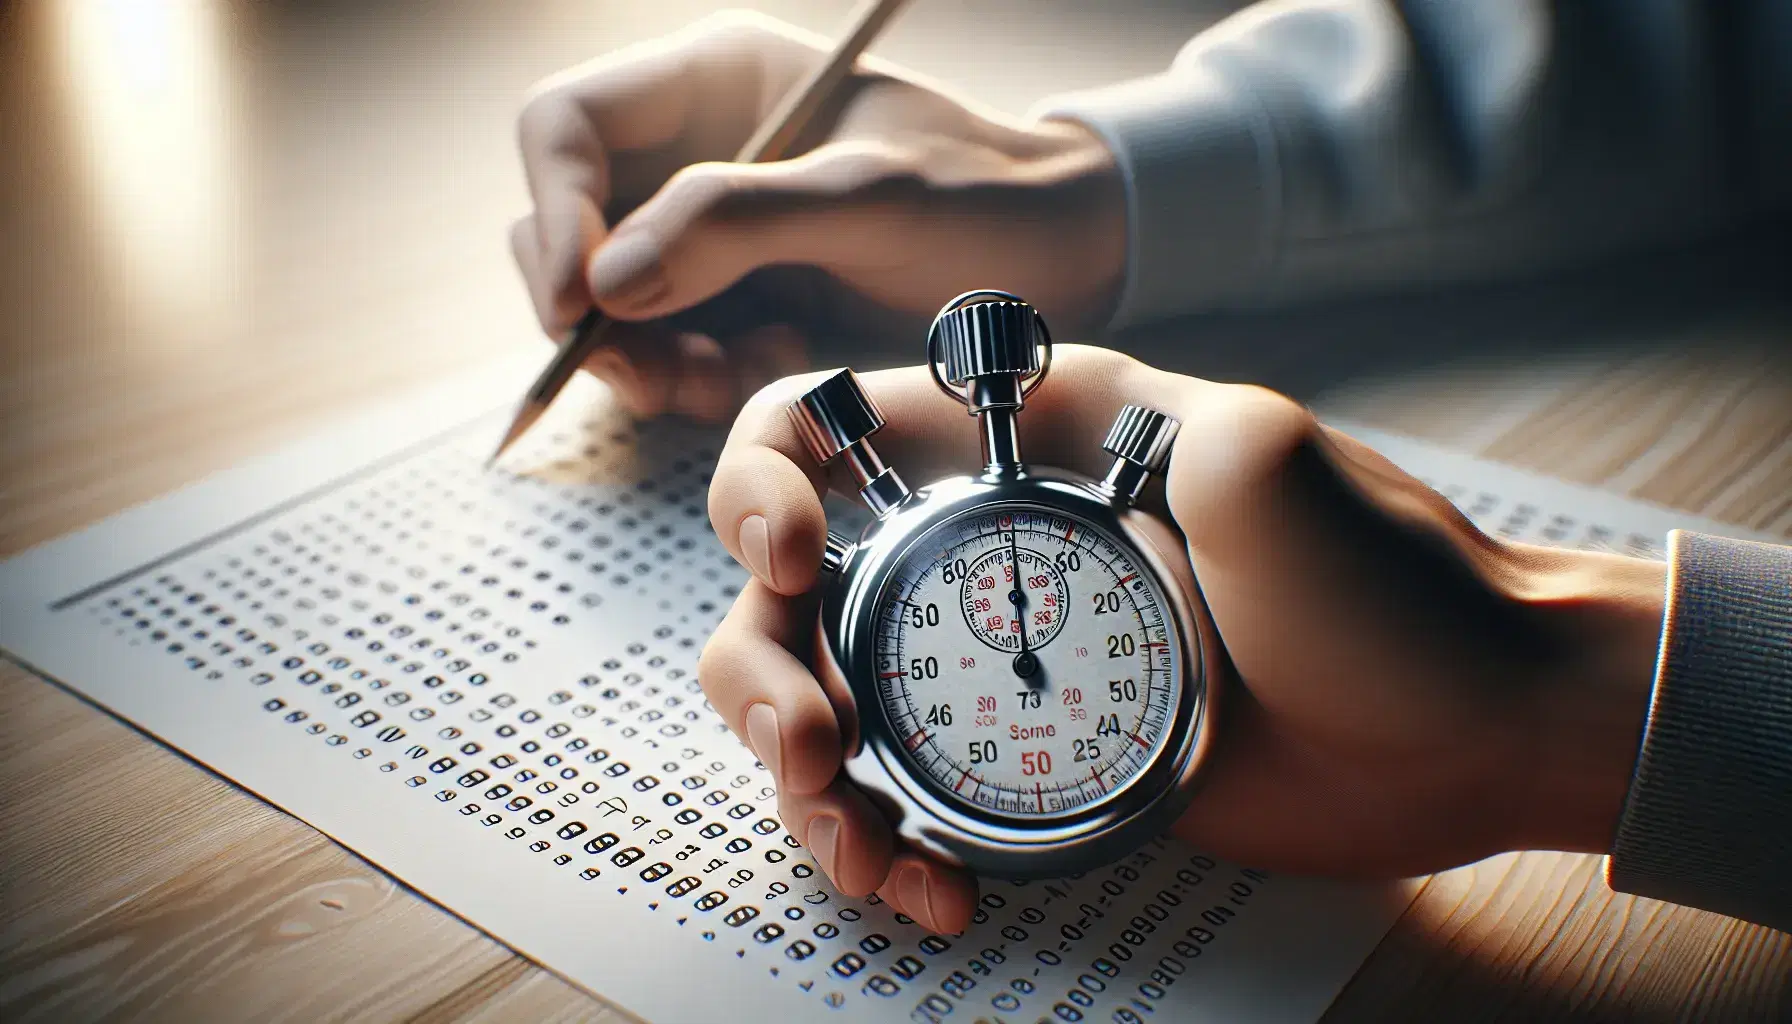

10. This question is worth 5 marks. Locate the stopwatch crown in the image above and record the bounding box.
[934,298,1044,386]
[925,290,1054,471]
[1100,405,1181,504]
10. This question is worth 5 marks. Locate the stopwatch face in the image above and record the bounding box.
[871,504,1184,820]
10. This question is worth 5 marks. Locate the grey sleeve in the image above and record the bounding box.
[1606,531,1792,934]
[1027,0,1792,330]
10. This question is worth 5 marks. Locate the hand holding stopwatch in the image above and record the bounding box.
[788,291,1221,878]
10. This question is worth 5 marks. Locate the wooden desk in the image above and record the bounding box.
[3,1,1788,1019]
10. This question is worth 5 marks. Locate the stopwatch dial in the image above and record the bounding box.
[957,545,1070,652]
[873,507,1183,819]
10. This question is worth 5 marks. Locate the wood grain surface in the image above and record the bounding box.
[2,1,1788,1021]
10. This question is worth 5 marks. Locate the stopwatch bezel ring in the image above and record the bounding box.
[817,469,1219,879]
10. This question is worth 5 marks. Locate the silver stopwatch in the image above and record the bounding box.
[787,290,1223,879]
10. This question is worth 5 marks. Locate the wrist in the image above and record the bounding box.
[1027,119,1127,337]
[1506,547,1668,855]
[1027,70,1272,329]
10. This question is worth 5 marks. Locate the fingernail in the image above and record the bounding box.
[585,348,631,389]
[745,701,781,784]
[898,864,934,932]
[806,814,841,882]
[585,350,652,416]
[739,514,774,588]
[587,231,662,301]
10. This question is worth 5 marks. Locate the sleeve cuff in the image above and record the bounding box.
[1027,68,1278,331]
[1606,530,1792,933]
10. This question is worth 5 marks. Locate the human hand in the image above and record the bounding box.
[509,10,1125,422]
[697,344,1668,934]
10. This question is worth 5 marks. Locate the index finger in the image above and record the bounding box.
[705,368,856,597]
[514,14,793,334]
[514,37,689,335]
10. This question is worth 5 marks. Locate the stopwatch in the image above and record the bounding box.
[787,290,1224,879]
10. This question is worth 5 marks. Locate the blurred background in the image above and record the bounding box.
[2,0,1788,555]
[2,4,1790,1019]
[0,0,1236,550]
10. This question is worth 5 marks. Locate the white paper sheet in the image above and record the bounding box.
[1,354,1771,1023]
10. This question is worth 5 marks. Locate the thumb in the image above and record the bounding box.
[1165,384,1421,614]
[1166,386,1498,604]
[1164,385,1526,710]
[584,141,927,320]
[1164,385,1336,581]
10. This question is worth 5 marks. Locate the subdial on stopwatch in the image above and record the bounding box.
[958,545,1069,652]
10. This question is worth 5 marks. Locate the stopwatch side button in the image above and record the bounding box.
[786,369,913,518]
[856,469,911,518]
[1100,405,1182,504]
[821,533,852,576]
[789,369,883,462]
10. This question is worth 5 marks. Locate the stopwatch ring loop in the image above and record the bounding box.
[925,289,1054,406]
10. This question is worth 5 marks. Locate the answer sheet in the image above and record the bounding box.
[0,354,1770,1023]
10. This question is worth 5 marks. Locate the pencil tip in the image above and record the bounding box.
[485,401,546,470]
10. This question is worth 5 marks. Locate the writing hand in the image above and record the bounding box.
[510,11,1125,422]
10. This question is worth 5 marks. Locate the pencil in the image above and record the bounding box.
[487,0,916,467]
